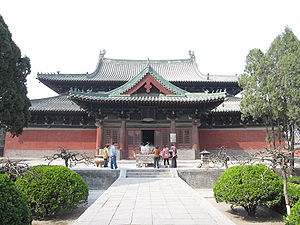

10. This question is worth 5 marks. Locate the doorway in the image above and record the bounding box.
[142,130,154,146]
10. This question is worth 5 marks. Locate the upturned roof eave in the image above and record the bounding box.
[37,52,238,83]
[69,93,226,105]
[37,76,238,84]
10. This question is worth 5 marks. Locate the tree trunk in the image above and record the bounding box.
[65,159,69,167]
[282,169,291,215]
[271,125,276,149]
[244,204,257,217]
[289,124,295,172]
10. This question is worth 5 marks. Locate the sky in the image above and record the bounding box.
[1,0,300,100]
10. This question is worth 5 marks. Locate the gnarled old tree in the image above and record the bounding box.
[0,15,31,136]
[45,147,93,167]
[239,27,300,168]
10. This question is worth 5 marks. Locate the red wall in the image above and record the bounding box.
[5,129,96,151]
[199,129,268,150]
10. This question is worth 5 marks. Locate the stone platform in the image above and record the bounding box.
[73,170,235,225]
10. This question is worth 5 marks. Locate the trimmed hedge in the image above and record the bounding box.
[285,200,300,225]
[0,174,32,225]
[214,164,283,216]
[288,177,300,185]
[287,182,300,205]
[15,165,88,219]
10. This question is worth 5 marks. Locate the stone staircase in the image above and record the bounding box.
[125,169,173,178]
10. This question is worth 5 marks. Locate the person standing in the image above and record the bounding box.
[170,145,177,168]
[162,145,169,168]
[152,145,160,169]
[109,142,118,169]
[102,144,110,167]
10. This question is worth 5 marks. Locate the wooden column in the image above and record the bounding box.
[95,119,103,155]
[119,119,126,152]
[191,119,200,150]
[170,120,176,133]
[170,119,177,145]
[168,110,177,145]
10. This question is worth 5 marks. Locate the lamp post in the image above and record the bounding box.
[199,150,210,168]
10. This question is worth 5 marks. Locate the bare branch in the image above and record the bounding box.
[45,147,93,167]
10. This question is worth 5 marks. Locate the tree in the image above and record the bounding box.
[239,27,300,215]
[45,147,93,167]
[0,15,31,136]
[239,27,300,159]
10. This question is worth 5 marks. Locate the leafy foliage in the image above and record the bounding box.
[239,27,300,152]
[213,164,283,216]
[287,182,300,205]
[285,200,300,225]
[0,174,32,225]
[15,165,88,219]
[288,176,300,185]
[0,15,31,136]
[239,27,300,215]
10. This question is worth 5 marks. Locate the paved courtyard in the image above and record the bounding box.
[73,175,235,225]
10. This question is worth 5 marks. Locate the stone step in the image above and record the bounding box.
[126,170,170,173]
[126,169,170,173]
[126,173,170,177]
[126,169,172,178]
[126,174,172,178]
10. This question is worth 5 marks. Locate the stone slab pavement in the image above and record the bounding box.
[73,176,235,225]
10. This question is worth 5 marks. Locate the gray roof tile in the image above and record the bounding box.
[38,53,237,83]
[213,96,241,112]
[30,95,85,112]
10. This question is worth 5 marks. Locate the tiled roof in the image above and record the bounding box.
[37,52,237,83]
[30,95,85,112]
[107,65,187,96]
[69,65,227,105]
[213,96,241,112]
[69,90,226,105]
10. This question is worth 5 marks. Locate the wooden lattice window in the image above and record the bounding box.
[162,130,169,145]
[128,130,141,146]
[177,129,191,146]
[104,129,120,145]
[184,130,191,144]
[178,130,184,144]
[154,129,170,147]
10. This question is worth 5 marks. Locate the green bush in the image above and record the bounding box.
[0,174,32,225]
[285,200,300,225]
[288,176,300,185]
[287,182,300,205]
[213,164,283,216]
[15,165,88,219]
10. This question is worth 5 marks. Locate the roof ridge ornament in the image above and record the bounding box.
[188,50,195,62]
[99,49,106,58]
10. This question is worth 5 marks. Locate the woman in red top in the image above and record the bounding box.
[162,145,169,168]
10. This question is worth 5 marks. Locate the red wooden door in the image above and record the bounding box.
[127,130,141,159]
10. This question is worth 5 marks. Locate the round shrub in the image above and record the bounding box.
[285,200,300,225]
[0,174,32,225]
[213,164,283,216]
[15,165,88,219]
